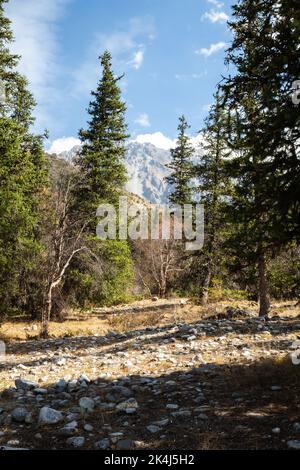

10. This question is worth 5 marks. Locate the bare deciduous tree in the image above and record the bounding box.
[40,173,87,338]
[135,238,183,298]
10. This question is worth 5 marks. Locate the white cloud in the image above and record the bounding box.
[5,0,71,130]
[128,50,144,70]
[135,113,151,127]
[196,41,226,57]
[202,10,229,23]
[207,0,224,7]
[202,103,213,112]
[48,137,81,154]
[134,132,176,150]
[133,132,204,150]
[73,17,155,96]
[190,134,205,147]
[175,71,207,81]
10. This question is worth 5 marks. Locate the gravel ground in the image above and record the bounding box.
[1,303,300,450]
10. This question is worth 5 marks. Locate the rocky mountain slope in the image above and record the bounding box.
[53,142,171,204]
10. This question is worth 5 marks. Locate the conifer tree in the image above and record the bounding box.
[0,0,47,315]
[222,0,300,317]
[166,115,194,206]
[193,93,231,305]
[76,50,128,224]
[73,50,133,307]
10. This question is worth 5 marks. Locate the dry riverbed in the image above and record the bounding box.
[0,300,300,450]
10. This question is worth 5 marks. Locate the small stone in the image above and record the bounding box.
[147,425,161,434]
[66,436,85,448]
[165,380,177,388]
[166,404,179,410]
[171,410,192,419]
[84,424,93,432]
[67,380,78,392]
[38,406,63,425]
[56,379,67,392]
[116,439,136,450]
[11,407,28,423]
[116,398,138,413]
[78,374,90,383]
[6,440,20,446]
[197,413,209,421]
[270,385,282,391]
[79,397,95,413]
[56,358,66,366]
[293,422,300,432]
[106,386,133,402]
[152,419,169,427]
[33,388,48,395]
[287,440,300,450]
[94,438,110,450]
[25,412,34,424]
[15,379,38,391]
[272,427,280,434]
[109,432,124,443]
[59,420,78,436]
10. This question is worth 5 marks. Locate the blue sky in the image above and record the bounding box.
[6,0,233,152]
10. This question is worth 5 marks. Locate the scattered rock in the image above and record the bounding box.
[147,425,161,434]
[56,358,66,367]
[66,436,85,448]
[152,419,169,427]
[94,439,110,450]
[56,379,67,392]
[6,440,20,446]
[25,412,34,425]
[166,404,178,410]
[38,407,63,425]
[116,439,136,450]
[106,386,132,402]
[79,397,95,413]
[11,407,28,423]
[59,421,78,437]
[287,440,300,450]
[293,422,300,432]
[15,379,38,391]
[272,427,280,434]
[84,424,93,432]
[116,398,138,413]
[171,410,192,419]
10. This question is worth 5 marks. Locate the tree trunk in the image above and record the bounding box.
[201,267,212,306]
[159,281,167,298]
[258,254,270,317]
[40,285,52,338]
[40,309,49,338]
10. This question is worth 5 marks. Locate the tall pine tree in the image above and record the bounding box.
[222,0,300,317]
[193,92,231,304]
[76,50,128,224]
[166,115,194,206]
[0,0,47,315]
[73,50,133,307]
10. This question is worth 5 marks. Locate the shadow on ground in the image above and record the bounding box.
[0,353,300,450]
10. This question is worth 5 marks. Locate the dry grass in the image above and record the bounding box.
[0,299,299,343]
[0,318,109,342]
